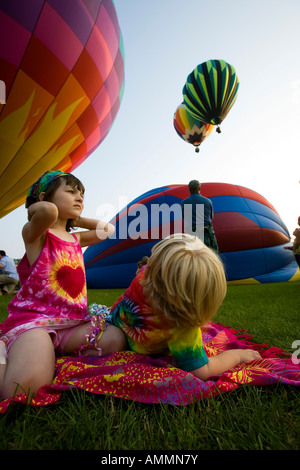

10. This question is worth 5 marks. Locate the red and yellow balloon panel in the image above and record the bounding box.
[0,0,124,218]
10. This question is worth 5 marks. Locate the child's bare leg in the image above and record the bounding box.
[0,329,55,399]
[63,323,127,356]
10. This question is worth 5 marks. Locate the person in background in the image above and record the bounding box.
[136,256,149,274]
[284,216,300,268]
[0,251,19,295]
[181,180,219,253]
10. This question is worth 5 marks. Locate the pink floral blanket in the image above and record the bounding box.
[1,322,299,413]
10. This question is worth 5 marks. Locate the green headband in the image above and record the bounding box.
[25,170,69,208]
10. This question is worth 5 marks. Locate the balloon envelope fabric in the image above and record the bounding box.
[173,103,214,151]
[0,321,299,412]
[182,60,239,125]
[84,183,300,288]
[0,0,124,218]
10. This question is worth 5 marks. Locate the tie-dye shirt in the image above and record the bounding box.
[0,231,87,344]
[110,268,208,371]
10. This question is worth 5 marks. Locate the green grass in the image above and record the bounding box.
[215,281,300,352]
[0,282,300,450]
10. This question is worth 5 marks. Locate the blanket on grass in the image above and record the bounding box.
[1,322,299,413]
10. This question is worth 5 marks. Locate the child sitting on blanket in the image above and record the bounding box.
[108,234,261,381]
[0,170,126,399]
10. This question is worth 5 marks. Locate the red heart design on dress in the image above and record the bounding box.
[56,265,85,299]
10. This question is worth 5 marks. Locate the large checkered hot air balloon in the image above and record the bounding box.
[182,60,239,129]
[0,0,124,218]
[84,183,300,288]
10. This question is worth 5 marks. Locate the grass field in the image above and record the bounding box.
[0,281,300,451]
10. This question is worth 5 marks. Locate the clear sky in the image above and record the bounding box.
[1,0,300,259]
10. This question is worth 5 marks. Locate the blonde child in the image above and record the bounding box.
[0,171,126,399]
[109,233,261,381]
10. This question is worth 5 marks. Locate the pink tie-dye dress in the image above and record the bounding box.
[0,231,88,345]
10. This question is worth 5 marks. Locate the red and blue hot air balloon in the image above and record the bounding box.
[0,0,124,218]
[84,183,300,288]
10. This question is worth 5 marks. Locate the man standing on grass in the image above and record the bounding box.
[181,180,219,253]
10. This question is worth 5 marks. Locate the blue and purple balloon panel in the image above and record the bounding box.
[84,183,300,288]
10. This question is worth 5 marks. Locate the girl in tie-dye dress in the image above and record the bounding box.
[0,171,126,399]
[109,234,261,380]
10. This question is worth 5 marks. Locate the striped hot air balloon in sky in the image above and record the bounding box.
[84,183,300,288]
[0,0,125,219]
[173,103,214,152]
[182,60,239,126]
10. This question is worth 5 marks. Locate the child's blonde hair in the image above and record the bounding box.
[142,233,227,327]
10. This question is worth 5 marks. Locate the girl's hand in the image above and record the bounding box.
[96,220,115,240]
[69,216,82,229]
[71,217,115,247]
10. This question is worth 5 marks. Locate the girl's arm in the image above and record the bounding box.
[190,349,261,381]
[71,217,115,247]
[22,201,58,244]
